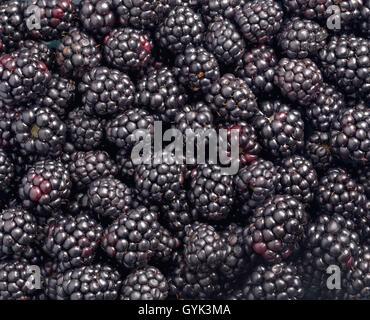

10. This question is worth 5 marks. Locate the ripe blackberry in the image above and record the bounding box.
[244,195,308,264]
[184,222,227,272]
[116,149,136,179]
[253,100,305,158]
[201,0,242,22]
[0,53,51,106]
[43,212,103,272]
[16,40,53,68]
[188,164,235,221]
[120,266,168,300]
[274,58,323,106]
[19,159,71,216]
[68,150,118,190]
[66,108,104,151]
[234,0,284,44]
[276,155,319,206]
[174,46,220,93]
[205,74,258,123]
[104,27,152,72]
[234,45,278,96]
[56,28,102,79]
[13,107,66,158]
[135,66,188,122]
[35,74,76,118]
[24,0,78,40]
[330,107,370,164]
[101,206,160,269]
[304,213,360,270]
[305,131,334,172]
[234,159,278,215]
[79,66,135,117]
[0,207,37,259]
[316,168,367,219]
[0,149,14,190]
[87,177,133,221]
[80,0,116,38]
[277,17,328,59]
[204,17,245,66]
[318,34,370,100]
[155,6,205,54]
[0,0,26,53]
[55,263,122,300]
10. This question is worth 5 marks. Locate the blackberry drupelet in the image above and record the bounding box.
[244,194,308,264]
[56,28,102,79]
[234,0,284,44]
[201,0,242,22]
[305,131,334,171]
[19,159,71,216]
[155,6,205,54]
[55,263,122,300]
[87,177,133,221]
[276,17,328,59]
[104,27,152,72]
[174,46,220,93]
[43,212,103,272]
[188,164,235,221]
[253,100,305,158]
[276,155,319,206]
[16,40,53,68]
[120,266,169,300]
[205,74,258,123]
[274,58,323,106]
[135,66,188,122]
[101,206,160,269]
[68,150,118,190]
[234,45,277,95]
[13,106,66,158]
[204,17,245,66]
[0,149,14,190]
[79,66,135,116]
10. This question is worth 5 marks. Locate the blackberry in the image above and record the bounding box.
[155,6,205,54]
[305,84,345,132]
[16,40,53,68]
[35,74,76,118]
[19,159,71,216]
[318,34,370,100]
[56,28,102,79]
[188,164,235,221]
[68,150,118,190]
[135,66,188,122]
[174,46,220,93]
[43,212,103,272]
[80,0,116,38]
[55,263,122,300]
[253,100,305,158]
[200,0,242,23]
[204,17,245,66]
[330,107,370,164]
[276,155,319,206]
[0,149,14,190]
[234,159,278,216]
[303,213,360,270]
[79,66,135,117]
[120,266,168,300]
[274,58,323,106]
[101,206,160,269]
[0,207,37,259]
[205,74,258,123]
[234,0,284,44]
[66,108,104,151]
[278,17,328,59]
[234,45,277,95]
[116,149,136,179]
[0,53,51,106]
[104,27,152,72]
[87,177,133,221]
[305,131,334,172]
[13,106,66,158]
[184,222,227,272]
[316,168,367,219]
[244,194,308,264]
[153,226,180,265]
